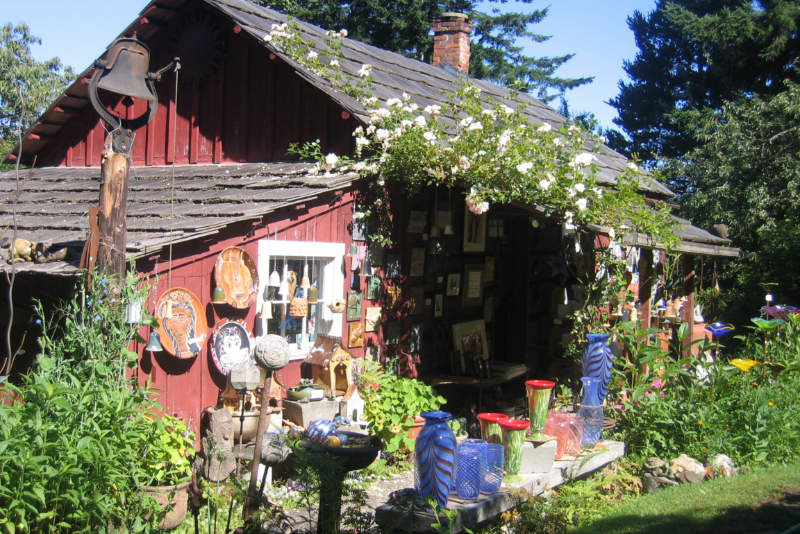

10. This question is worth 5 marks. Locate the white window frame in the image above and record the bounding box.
[257,240,345,360]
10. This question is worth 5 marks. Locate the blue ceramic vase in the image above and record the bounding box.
[581,333,613,402]
[577,376,604,446]
[414,411,456,507]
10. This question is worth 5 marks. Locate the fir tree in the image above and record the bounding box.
[609,0,800,163]
[252,0,592,101]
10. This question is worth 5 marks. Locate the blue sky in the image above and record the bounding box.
[4,0,657,129]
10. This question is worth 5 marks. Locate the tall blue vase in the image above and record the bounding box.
[581,333,613,402]
[414,411,456,508]
[577,376,604,446]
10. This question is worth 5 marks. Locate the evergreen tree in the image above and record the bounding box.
[0,23,74,161]
[667,83,800,316]
[252,0,592,101]
[609,0,800,163]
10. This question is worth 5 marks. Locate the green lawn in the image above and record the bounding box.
[574,461,800,534]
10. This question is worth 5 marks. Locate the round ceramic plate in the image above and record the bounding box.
[155,287,208,359]
[215,247,259,309]
[211,320,253,375]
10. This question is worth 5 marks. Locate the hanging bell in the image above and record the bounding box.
[211,285,226,304]
[269,269,281,288]
[301,264,311,290]
[307,285,319,304]
[95,39,159,102]
[145,331,164,352]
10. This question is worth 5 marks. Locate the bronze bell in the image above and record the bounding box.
[95,38,158,102]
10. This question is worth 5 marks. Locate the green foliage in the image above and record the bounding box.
[136,414,196,487]
[359,360,445,453]
[609,0,800,163]
[251,0,591,100]
[0,270,167,532]
[668,82,800,319]
[0,23,74,162]
[609,319,800,466]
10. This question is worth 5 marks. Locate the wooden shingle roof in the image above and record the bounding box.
[0,163,358,275]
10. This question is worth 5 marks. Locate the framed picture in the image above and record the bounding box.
[352,210,367,241]
[346,290,362,322]
[348,322,365,348]
[406,210,427,233]
[210,319,252,375]
[434,293,444,317]
[368,245,384,274]
[385,253,402,279]
[446,273,461,297]
[409,247,426,278]
[463,264,483,307]
[385,321,402,345]
[366,344,380,363]
[463,211,487,253]
[452,319,489,361]
[365,306,382,332]
[409,286,425,315]
[484,256,495,283]
[385,284,402,309]
[367,276,382,300]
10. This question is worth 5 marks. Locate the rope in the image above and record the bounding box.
[167,62,181,288]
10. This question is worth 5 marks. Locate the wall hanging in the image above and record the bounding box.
[155,287,207,358]
[211,319,253,375]
[215,246,259,309]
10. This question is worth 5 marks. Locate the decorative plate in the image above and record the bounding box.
[211,319,253,375]
[215,246,259,309]
[155,287,207,359]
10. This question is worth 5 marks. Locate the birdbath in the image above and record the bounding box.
[302,432,380,534]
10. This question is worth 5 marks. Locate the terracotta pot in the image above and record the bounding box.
[141,479,190,530]
[407,415,426,440]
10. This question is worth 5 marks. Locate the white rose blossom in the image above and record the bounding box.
[414,115,427,127]
[516,161,533,174]
[423,131,436,143]
[553,138,565,147]
[324,153,339,171]
[627,162,639,171]
[339,29,348,37]
[357,64,373,77]
[307,50,318,60]
[574,183,586,193]
[375,128,390,141]
[570,152,597,167]
[467,121,483,132]
[576,198,588,211]
[386,98,402,108]
[537,123,552,133]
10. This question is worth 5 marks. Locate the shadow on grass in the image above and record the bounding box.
[577,490,800,534]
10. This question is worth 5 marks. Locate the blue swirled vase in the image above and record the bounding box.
[414,411,456,508]
[581,333,613,402]
[577,376,604,446]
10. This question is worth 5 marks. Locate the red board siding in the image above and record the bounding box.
[133,190,363,440]
[40,31,355,167]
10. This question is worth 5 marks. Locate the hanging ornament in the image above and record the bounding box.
[278,263,289,299]
[301,263,311,290]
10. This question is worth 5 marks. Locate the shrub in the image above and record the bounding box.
[0,270,169,532]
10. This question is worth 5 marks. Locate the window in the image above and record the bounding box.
[257,240,345,359]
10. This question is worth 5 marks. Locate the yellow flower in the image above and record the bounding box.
[390,425,401,434]
[753,381,759,386]
[768,401,774,407]
[730,358,759,372]
[698,420,704,426]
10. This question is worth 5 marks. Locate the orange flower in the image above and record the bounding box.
[730,358,759,372]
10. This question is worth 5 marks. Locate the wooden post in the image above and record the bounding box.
[96,132,131,278]
[244,370,274,521]
[681,254,696,356]
[638,248,654,330]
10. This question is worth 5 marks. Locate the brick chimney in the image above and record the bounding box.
[432,13,473,74]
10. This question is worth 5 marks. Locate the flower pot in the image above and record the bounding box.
[407,415,426,440]
[141,479,190,530]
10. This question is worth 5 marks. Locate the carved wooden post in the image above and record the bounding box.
[96,139,131,278]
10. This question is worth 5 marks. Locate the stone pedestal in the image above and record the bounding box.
[520,439,557,474]
[283,397,341,427]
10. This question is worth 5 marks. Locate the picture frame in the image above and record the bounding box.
[446,273,461,297]
[434,293,444,318]
[385,321,402,345]
[452,319,489,362]
[385,253,402,279]
[366,344,381,363]
[352,210,367,241]
[348,322,365,348]
[365,306,382,332]
[484,256,495,283]
[367,275,382,300]
[409,247,426,278]
[463,211,487,253]
[462,264,483,307]
[346,290,362,322]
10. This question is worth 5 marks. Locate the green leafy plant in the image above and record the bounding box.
[136,413,196,487]
[359,360,445,453]
[0,269,164,533]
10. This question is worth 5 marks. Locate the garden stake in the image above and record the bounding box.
[243,369,274,521]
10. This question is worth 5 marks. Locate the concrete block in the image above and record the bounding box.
[283,398,341,427]
[520,439,557,474]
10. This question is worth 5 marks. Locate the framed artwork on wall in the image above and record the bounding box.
[348,322,365,348]
[346,290,362,322]
[452,319,489,361]
[463,211,487,253]
[463,264,483,307]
